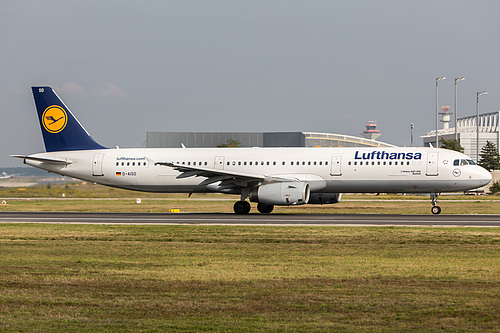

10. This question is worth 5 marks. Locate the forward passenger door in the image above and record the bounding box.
[426,152,439,176]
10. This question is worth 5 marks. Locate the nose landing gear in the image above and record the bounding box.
[431,193,441,215]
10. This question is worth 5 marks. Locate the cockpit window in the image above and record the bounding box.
[454,159,477,166]
[456,159,476,166]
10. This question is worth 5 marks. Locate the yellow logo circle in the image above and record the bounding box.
[42,105,67,133]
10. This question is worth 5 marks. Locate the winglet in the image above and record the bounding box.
[32,86,106,152]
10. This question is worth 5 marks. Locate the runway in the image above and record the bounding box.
[0,211,499,226]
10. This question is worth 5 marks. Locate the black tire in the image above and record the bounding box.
[234,201,251,214]
[431,206,441,215]
[257,203,274,214]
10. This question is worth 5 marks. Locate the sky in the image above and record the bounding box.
[1,0,500,167]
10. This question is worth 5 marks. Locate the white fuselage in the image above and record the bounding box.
[24,147,491,195]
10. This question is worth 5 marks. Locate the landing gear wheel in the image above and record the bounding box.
[257,203,274,214]
[234,201,251,215]
[431,206,441,215]
[430,192,441,215]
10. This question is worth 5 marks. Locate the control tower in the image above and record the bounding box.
[361,121,382,140]
[440,106,452,129]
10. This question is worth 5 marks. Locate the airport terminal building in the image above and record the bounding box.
[422,111,500,161]
[146,131,396,149]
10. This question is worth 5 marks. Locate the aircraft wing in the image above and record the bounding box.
[154,161,297,188]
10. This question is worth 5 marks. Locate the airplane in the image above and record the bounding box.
[12,86,492,215]
[0,172,15,180]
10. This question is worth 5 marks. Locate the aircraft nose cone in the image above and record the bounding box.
[477,167,492,187]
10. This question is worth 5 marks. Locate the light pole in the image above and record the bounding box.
[454,77,465,141]
[476,90,488,162]
[436,76,446,147]
[410,123,414,147]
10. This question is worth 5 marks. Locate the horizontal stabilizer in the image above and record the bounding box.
[10,155,72,165]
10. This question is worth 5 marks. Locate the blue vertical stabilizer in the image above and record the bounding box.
[32,86,106,152]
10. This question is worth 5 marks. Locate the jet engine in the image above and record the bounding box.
[308,193,342,204]
[249,182,310,206]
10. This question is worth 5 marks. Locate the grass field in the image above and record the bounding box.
[2,197,500,215]
[1,182,499,331]
[0,225,499,332]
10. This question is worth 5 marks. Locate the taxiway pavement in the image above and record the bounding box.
[0,212,499,226]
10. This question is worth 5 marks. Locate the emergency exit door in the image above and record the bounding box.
[215,156,225,170]
[330,156,342,176]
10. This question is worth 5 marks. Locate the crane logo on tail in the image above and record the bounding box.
[42,105,67,133]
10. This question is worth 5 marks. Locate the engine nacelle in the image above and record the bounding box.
[308,193,342,204]
[249,182,310,206]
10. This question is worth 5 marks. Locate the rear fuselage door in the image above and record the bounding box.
[92,153,105,176]
[426,152,439,176]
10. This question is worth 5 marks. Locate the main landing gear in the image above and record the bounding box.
[233,201,251,215]
[431,193,441,215]
[233,201,275,214]
[257,203,274,214]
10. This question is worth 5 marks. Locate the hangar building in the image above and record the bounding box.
[146,131,396,148]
